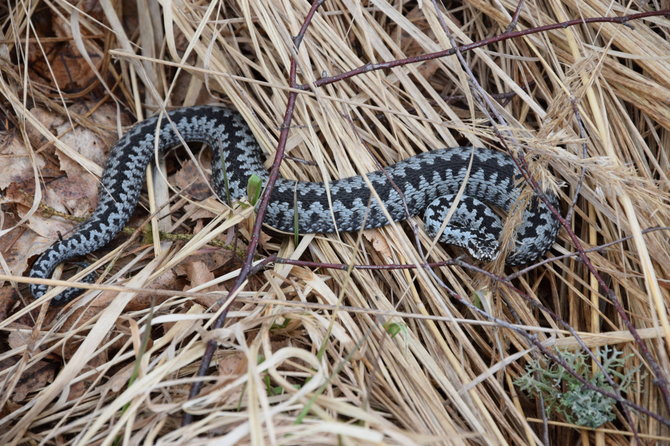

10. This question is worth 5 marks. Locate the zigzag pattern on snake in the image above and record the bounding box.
[29,106,560,305]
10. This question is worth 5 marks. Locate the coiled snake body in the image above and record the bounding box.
[29,106,560,305]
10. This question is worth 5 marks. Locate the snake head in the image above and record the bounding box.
[424,195,504,263]
[464,235,500,263]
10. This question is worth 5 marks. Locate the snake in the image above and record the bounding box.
[29,105,560,305]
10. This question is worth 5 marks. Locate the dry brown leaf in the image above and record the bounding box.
[67,352,108,402]
[0,133,45,190]
[1,211,59,279]
[174,250,236,279]
[364,228,393,260]
[217,352,247,383]
[8,361,57,403]
[171,156,212,201]
[146,269,180,295]
[0,284,17,318]
[10,105,127,272]
[43,175,98,219]
[182,260,216,288]
[25,4,103,91]
[53,103,119,171]
[182,201,217,221]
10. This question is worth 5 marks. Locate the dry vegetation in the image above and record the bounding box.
[1,0,669,444]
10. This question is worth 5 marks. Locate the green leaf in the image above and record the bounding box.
[271,318,290,330]
[247,174,263,205]
[384,322,403,338]
[264,374,284,396]
[471,290,485,309]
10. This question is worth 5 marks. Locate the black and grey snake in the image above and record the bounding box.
[29,106,560,305]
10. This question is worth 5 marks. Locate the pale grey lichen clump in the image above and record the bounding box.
[29,106,560,305]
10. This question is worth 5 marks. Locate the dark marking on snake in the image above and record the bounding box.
[29,106,560,305]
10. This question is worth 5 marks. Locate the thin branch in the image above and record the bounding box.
[295,10,670,91]
[504,0,526,34]
[182,0,327,426]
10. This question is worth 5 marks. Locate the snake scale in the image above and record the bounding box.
[29,106,560,305]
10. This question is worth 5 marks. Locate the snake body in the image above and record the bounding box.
[29,106,560,305]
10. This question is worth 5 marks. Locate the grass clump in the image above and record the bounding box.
[515,346,638,428]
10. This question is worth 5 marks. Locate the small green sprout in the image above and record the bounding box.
[384,322,405,338]
[247,174,263,205]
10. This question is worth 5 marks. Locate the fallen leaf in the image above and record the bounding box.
[364,228,393,260]
[217,352,247,384]
[8,360,57,402]
[183,201,218,221]
[0,133,45,190]
[183,260,216,287]
[0,212,61,281]
[53,103,120,178]
[171,158,212,201]
[174,249,237,279]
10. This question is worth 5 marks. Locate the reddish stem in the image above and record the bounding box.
[297,10,670,90]
[182,0,326,426]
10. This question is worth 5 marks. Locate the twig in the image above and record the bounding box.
[506,226,670,279]
[515,153,670,417]
[297,11,670,91]
[182,0,327,426]
[504,0,526,34]
[453,286,670,428]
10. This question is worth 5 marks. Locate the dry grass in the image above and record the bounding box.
[1,0,669,444]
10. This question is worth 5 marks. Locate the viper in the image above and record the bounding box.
[29,106,560,305]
